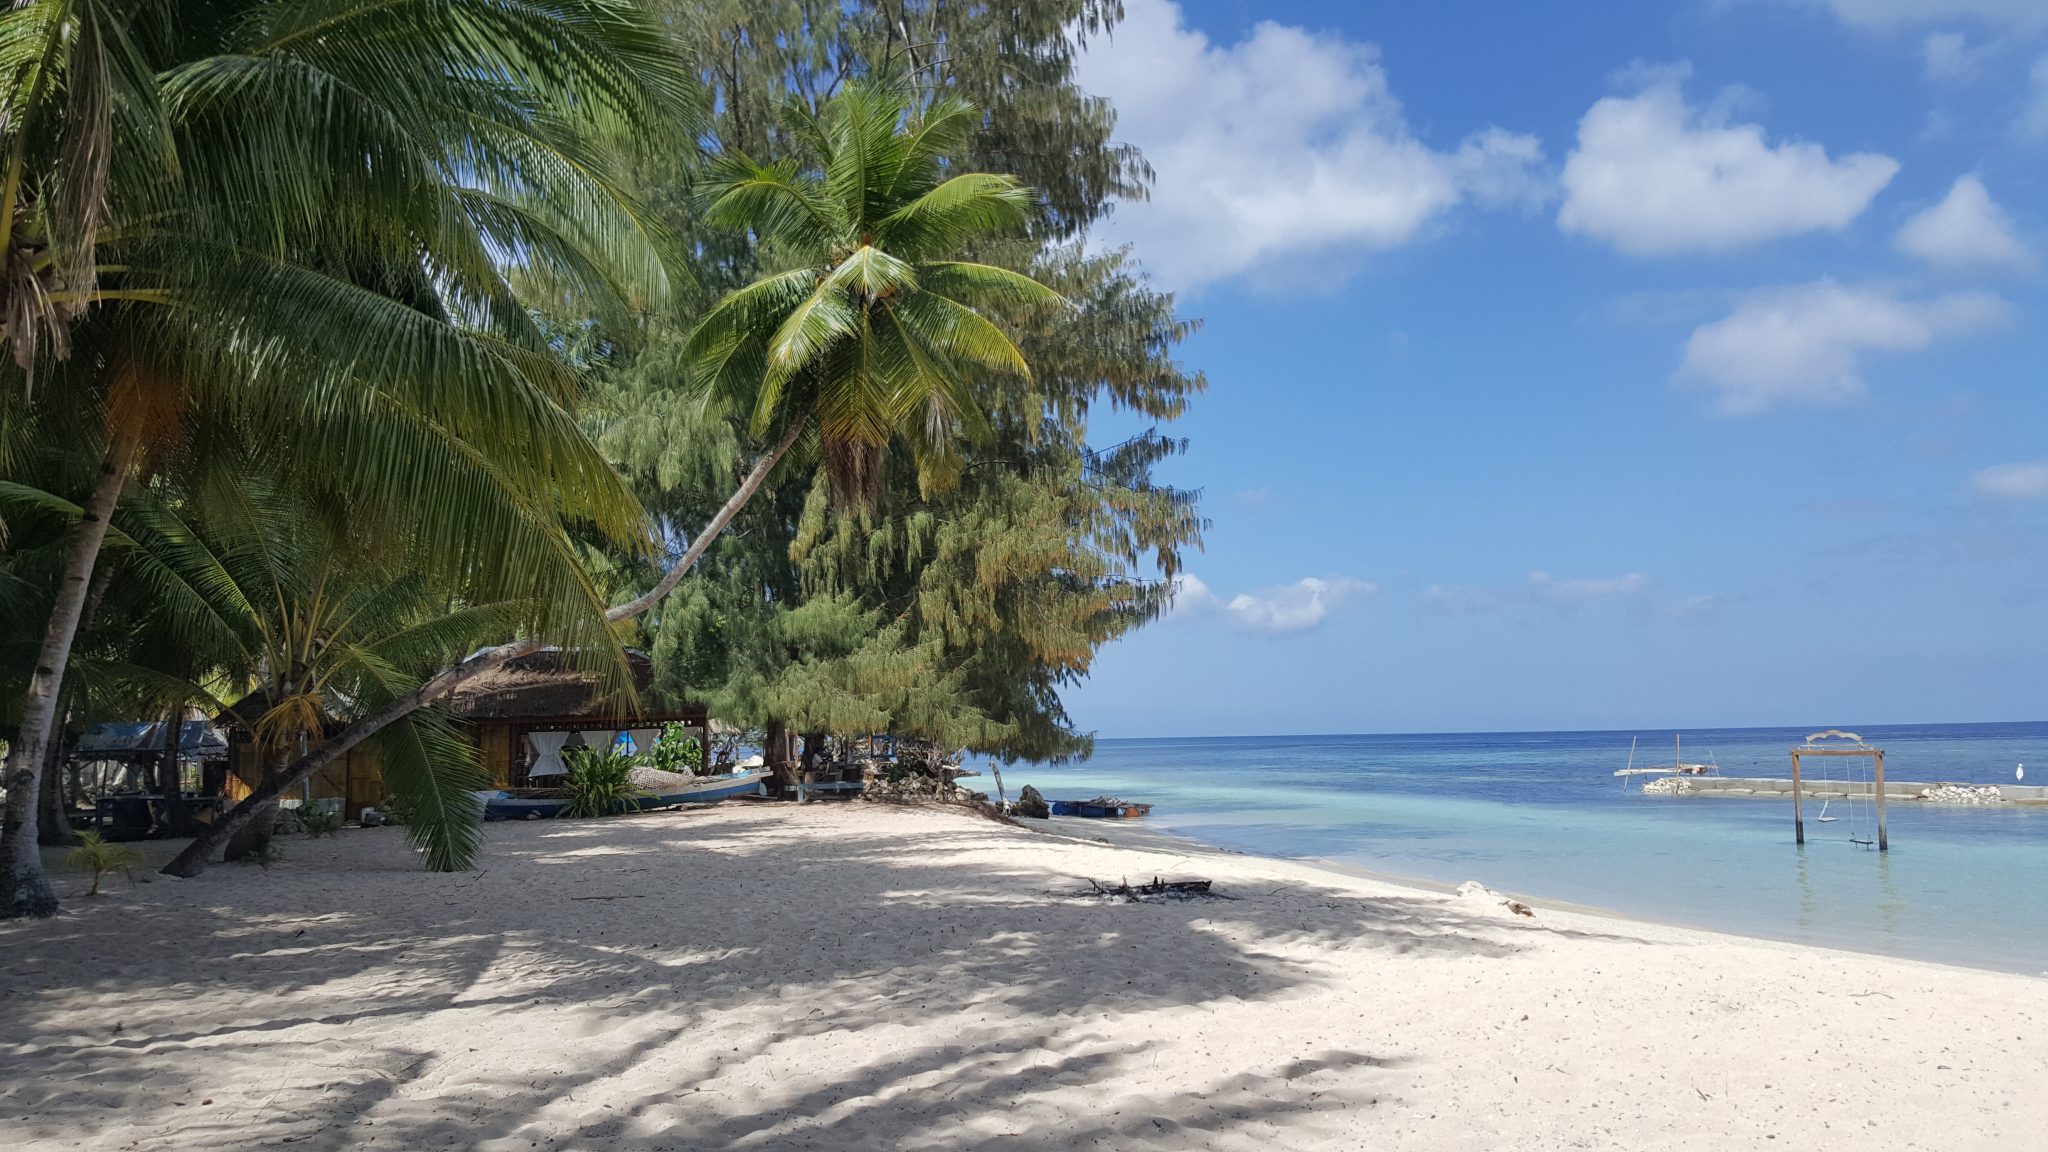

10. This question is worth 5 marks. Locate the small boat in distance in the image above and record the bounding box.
[1051,795,1153,818]
[1613,733,1719,778]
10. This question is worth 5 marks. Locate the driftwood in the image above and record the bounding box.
[1083,876,1220,902]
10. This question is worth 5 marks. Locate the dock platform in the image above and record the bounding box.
[1649,777,2048,804]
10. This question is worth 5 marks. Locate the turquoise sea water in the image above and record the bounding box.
[1015,724,2048,974]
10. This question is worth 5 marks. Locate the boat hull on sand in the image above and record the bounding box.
[1050,799,1153,818]
[480,770,770,820]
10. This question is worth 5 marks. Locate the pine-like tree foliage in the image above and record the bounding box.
[598,2,1206,763]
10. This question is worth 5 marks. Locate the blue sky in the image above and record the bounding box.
[1058,0,2048,737]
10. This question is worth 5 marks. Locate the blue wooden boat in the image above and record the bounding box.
[479,769,770,820]
[1050,796,1153,819]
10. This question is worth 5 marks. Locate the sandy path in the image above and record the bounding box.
[1,803,2042,1150]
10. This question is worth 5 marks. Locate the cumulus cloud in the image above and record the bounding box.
[1676,280,2010,415]
[1225,577,1377,632]
[1074,0,1548,290]
[1171,573,1376,633]
[1973,461,2048,499]
[1798,0,2048,30]
[1895,176,2035,271]
[1558,73,1898,255]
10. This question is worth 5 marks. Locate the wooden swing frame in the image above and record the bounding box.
[1789,730,1887,851]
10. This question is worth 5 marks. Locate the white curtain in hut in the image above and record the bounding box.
[526,731,572,778]
[580,729,620,758]
[626,728,669,764]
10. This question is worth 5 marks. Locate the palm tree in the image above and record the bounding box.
[0,0,689,917]
[153,83,1063,877]
[117,471,523,869]
[684,84,1062,508]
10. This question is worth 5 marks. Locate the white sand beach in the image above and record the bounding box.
[3,803,2043,1151]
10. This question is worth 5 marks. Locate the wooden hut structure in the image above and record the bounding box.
[221,649,710,813]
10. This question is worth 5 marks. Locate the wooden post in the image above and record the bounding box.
[1873,749,1888,852]
[1790,750,1805,846]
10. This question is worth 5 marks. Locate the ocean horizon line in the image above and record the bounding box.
[1087,717,2048,745]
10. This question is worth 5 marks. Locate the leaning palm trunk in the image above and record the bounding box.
[36,718,74,846]
[1,422,138,917]
[161,420,805,878]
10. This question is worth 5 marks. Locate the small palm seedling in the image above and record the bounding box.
[561,747,650,817]
[66,833,143,897]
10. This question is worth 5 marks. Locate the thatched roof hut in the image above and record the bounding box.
[219,648,709,808]
[443,648,687,723]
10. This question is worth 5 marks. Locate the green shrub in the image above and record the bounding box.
[648,722,703,775]
[65,832,142,896]
[299,803,345,838]
[561,747,649,817]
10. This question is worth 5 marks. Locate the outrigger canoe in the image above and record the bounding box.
[478,768,771,820]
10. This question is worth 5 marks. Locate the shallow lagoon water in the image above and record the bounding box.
[1017,724,2048,973]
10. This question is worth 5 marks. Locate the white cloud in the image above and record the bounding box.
[2023,56,2048,139]
[1676,280,2011,415]
[1225,577,1377,632]
[1422,584,1503,616]
[1800,1,2048,30]
[1662,594,1724,622]
[1074,0,1548,290]
[1171,573,1376,632]
[1895,175,2035,270]
[1169,573,1219,614]
[1973,461,2048,499]
[1558,74,1898,255]
[1423,572,1706,619]
[1528,571,1650,605]
[1921,31,1985,81]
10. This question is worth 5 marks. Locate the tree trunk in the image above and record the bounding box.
[161,419,808,878]
[155,708,199,837]
[36,725,75,847]
[764,719,795,797]
[222,795,279,862]
[1,423,138,918]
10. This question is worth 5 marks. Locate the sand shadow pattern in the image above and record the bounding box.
[0,807,1633,1149]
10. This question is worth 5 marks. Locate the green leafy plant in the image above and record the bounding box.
[299,804,345,839]
[560,747,650,818]
[648,723,704,775]
[65,833,143,897]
